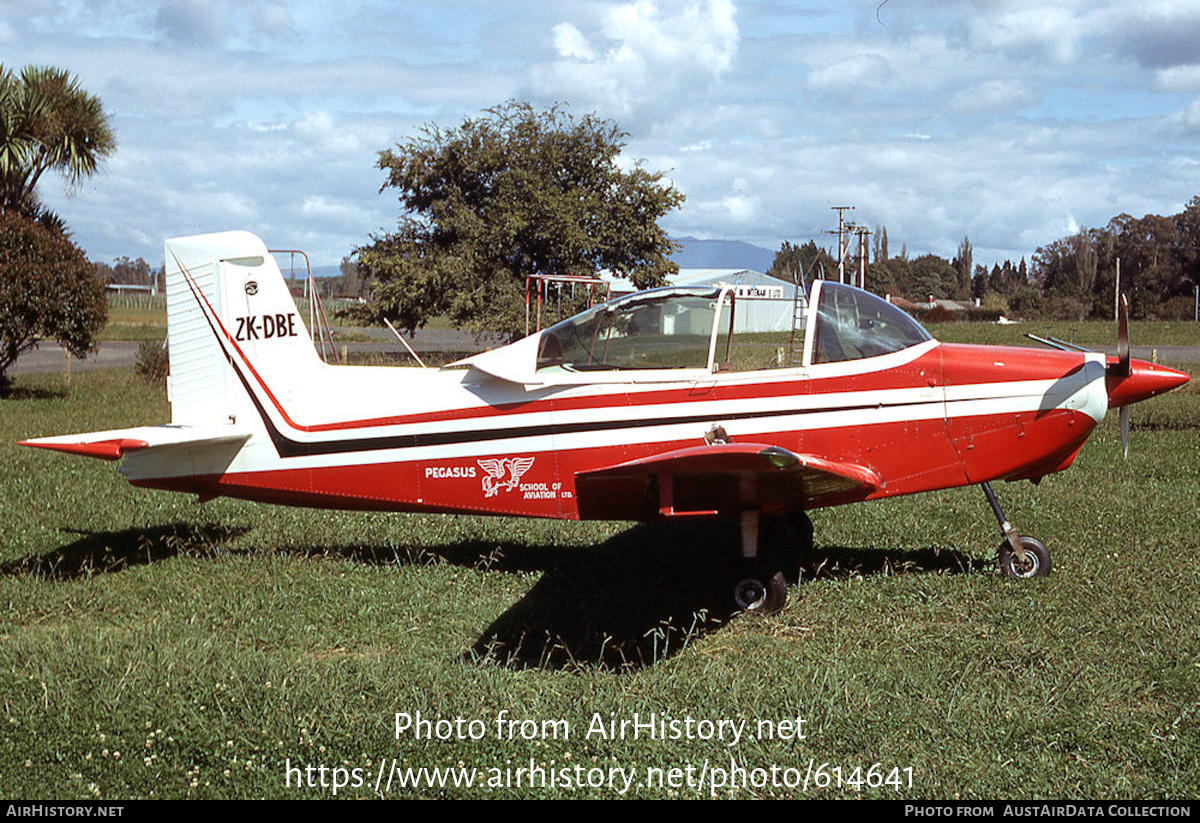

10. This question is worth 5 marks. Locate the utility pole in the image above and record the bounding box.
[853,224,871,289]
[828,206,854,284]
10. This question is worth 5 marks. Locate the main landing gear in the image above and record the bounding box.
[730,509,813,615]
[730,484,1048,615]
[732,565,788,614]
[982,482,1052,579]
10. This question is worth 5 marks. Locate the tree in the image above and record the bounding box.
[1173,196,1200,289]
[335,256,369,299]
[767,240,836,284]
[908,254,957,300]
[0,210,106,387]
[953,235,972,299]
[354,101,684,339]
[1034,229,1102,298]
[94,256,152,286]
[970,263,989,300]
[873,225,888,264]
[0,65,115,220]
[869,255,910,297]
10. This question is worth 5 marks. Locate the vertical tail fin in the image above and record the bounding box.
[165,231,321,426]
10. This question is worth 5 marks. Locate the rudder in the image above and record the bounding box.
[164,231,321,427]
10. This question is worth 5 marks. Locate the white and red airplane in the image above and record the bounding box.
[20,231,1190,613]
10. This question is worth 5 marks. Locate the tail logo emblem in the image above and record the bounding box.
[245,280,259,295]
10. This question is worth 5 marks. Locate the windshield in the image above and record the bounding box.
[811,281,932,363]
[536,287,722,372]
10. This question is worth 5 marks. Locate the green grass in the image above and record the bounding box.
[99,304,167,343]
[101,299,373,343]
[931,318,1200,348]
[0,363,1197,799]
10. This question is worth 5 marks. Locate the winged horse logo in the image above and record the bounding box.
[476,457,536,497]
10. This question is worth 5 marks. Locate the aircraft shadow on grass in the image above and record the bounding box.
[1,385,67,400]
[432,519,988,672]
[2,518,983,672]
[0,523,249,581]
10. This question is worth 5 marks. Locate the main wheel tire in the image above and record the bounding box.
[998,536,1051,579]
[732,568,787,615]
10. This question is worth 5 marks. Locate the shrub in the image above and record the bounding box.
[1008,287,1044,319]
[1041,295,1090,321]
[980,292,1010,315]
[135,340,169,383]
[1155,295,1195,321]
[922,305,958,324]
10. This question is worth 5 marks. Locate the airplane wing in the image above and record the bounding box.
[18,425,251,461]
[573,442,880,521]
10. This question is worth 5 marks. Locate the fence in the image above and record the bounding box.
[107,293,166,312]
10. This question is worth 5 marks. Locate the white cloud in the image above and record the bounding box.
[966,3,1083,64]
[295,111,364,155]
[154,0,227,47]
[1155,65,1200,93]
[1165,98,1200,136]
[251,2,297,41]
[806,53,891,95]
[152,0,299,48]
[947,79,1038,115]
[552,22,594,61]
[529,0,739,118]
[720,193,758,223]
[300,195,374,230]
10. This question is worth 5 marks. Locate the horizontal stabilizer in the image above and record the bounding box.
[574,442,880,519]
[19,426,251,461]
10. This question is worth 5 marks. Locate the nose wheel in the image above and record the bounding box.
[982,483,1052,579]
[998,535,1051,579]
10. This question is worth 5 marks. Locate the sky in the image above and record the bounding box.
[8,0,1200,271]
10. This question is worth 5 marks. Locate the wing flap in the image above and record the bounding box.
[574,442,880,520]
[19,425,251,461]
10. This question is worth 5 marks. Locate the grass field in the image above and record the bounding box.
[0,353,1197,798]
[931,318,1200,348]
[100,299,375,343]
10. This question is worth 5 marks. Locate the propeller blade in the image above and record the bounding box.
[1115,294,1130,378]
[1120,404,1130,460]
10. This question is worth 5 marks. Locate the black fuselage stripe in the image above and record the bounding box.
[264,400,938,458]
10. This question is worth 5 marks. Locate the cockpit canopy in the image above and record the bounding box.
[534,280,931,373]
[455,279,934,384]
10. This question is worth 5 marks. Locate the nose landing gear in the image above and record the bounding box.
[982,482,1052,580]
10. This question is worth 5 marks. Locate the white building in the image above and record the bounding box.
[607,268,806,333]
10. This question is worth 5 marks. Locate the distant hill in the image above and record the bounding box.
[670,236,776,272]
